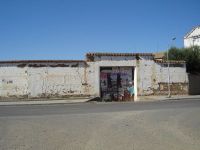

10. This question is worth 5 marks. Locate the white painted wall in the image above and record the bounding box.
[0,56,189,99]
[87,56,139,99]
[184,37,200,48]
[184,27,200,48]
[137,60,188,95]
[0,62,89,98]
[0,65,28,97]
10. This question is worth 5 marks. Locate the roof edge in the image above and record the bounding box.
[154,60,186,64]
[86,52,154,57]
[0,60,86,64]
[184,25,200,39]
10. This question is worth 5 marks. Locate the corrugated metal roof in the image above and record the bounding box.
[0,60,86,64]
[86,52,154,57]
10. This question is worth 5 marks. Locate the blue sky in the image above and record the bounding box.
[0,0,199,60]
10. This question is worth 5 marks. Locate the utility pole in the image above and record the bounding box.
[167,37,176,98]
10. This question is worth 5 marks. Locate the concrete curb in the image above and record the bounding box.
[166,97,200,101]
[0,96,200,106]
[0,99,90,106]
[138,95,200,102]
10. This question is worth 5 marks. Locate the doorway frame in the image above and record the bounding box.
[98,66,137,101]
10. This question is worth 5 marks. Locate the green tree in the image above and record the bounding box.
[165,47,185,60]
[164,46,200,73]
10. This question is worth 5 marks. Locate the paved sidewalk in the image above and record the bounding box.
[138,95,200,102]
[0,98,90,106]
[0,95,200,106]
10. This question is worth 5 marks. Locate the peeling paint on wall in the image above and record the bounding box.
[154,82,188,95]
[0,54,189,100]
[0,62,90,99]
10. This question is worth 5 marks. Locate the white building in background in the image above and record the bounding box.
[184,26,200,48]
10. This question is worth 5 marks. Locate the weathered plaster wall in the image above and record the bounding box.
[87,55,154,100]
[0,56,189,100]
[0,62,89,98]
[87,56,138,98]
[89,55,188,97]
[137,60,188,95]
[87,59,137,97]
[0,64,28,98]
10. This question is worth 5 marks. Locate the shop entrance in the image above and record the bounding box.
[100,67,134,101]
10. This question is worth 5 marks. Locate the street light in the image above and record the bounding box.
[167,37,176,98]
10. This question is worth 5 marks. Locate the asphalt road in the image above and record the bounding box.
[0,99,200,150]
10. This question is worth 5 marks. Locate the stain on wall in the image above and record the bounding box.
[0,62,89,99]
[0,55,189,99]
[153,82,188,95]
